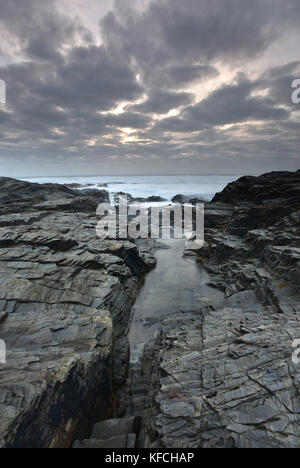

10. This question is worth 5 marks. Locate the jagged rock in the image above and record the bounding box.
[90,416,139,440]
[73,434,135,448]
[172,194,205,204]
[212,171,300,205]
[114,192,134,204]
[73,417,139,448]
[33,197,99,213]
[141,171,300,449]
[114,192,167,204]
[0,177,76,205]
[0,177,109,215]
[0,177,155,448]
[1,171,300,449]
[144,196,167,203]
[76,189,110,200]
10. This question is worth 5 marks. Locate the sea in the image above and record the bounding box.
[21,174,241,203]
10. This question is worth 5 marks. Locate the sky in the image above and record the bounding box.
[0,0,300,177]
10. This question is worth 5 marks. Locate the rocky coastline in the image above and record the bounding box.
[0,177,156,448]
[141,170,300,448]
[0,171,299,448]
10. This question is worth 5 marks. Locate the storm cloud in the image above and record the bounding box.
[0,0,299,176]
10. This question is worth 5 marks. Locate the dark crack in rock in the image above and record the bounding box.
[0,178,156,448]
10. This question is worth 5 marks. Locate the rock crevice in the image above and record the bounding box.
[0,178,155,448]
[140,171,300,448]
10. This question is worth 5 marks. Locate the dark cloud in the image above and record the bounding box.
[259,62,300,110]
[165,64,219,87]
[183,74,290,127]
[128,90,194,114]
[101,0,300,72]
[39,45,143,110]
[0,44,144,135]
[103,112,151,129]
[153,73,290,133]
[0,0,299,175]
[0,0,92,63]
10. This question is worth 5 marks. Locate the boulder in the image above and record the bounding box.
[172,194,205,204]
[212,171,300,205]
[0,177,109,215]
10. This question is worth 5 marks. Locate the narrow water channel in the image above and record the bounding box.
[125,238,224,421]
[128,239,218,364]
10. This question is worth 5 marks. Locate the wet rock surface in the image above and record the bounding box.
[0,178,155,448]
[172,194,205,204]
[73,416,140,448]
[212,170,300,205]
[114,192,167,204]
[1,171,300,449]
[141,171,300,448]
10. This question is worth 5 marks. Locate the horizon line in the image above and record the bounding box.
[18,172,254,179]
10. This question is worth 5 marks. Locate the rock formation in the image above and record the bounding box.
[114,192,167,204]
[141,171,300,448]
[0,178,155,448]
[0,171,299,449]
[172,194,205,204]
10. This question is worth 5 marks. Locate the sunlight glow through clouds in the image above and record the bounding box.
[1,0,300,175]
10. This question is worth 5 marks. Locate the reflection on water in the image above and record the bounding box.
[128,239,223,363]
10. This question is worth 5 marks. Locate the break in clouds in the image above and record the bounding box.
[0,0,300,176]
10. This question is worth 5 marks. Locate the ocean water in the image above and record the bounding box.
[22,174,240,202]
